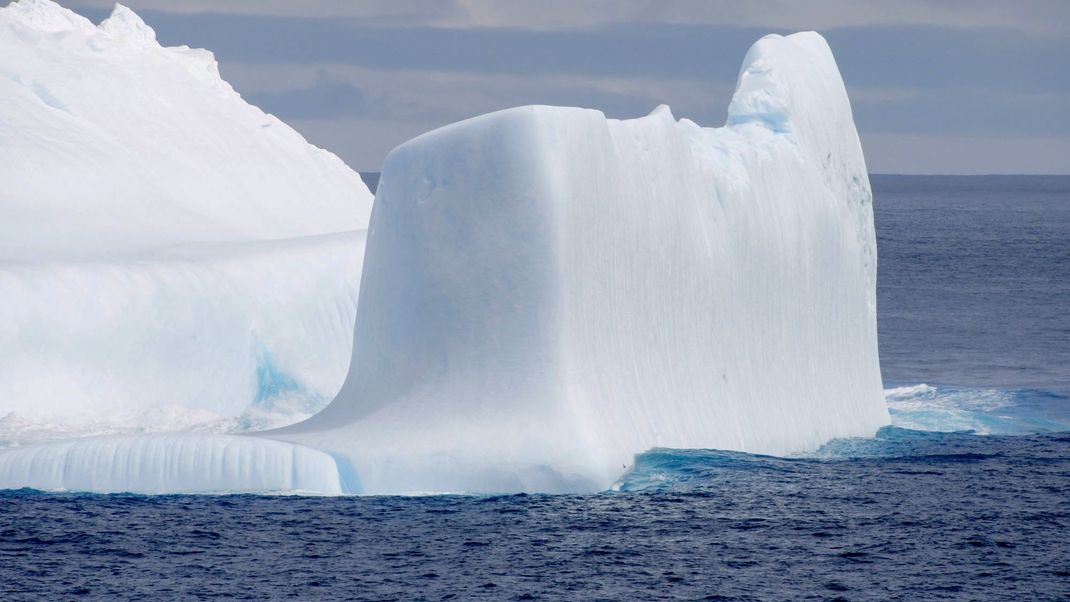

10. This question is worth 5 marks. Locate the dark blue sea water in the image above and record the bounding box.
[2,175,1069,600]
[873,175,1070,395]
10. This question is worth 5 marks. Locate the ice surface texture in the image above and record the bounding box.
[0,0,372,438]
[0,22,887,494]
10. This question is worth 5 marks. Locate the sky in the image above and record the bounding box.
[63,0,1070,174]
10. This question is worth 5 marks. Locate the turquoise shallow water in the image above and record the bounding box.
[2,175,1069,600]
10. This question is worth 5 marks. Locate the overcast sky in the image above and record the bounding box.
[65,0,1070,174]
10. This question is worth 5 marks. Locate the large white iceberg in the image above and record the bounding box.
[0,29,888,494]
[276,31,889,493]
[0,0,373,441]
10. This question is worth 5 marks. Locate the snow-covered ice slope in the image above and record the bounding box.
[0,0,372,441]
[0,0,372,259]
[276,31,889,493]
[0,31,887,495]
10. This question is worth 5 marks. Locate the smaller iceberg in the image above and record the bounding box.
[0,0,373,440]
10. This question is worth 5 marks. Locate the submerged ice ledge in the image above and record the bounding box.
[0,434,342,495]
[2,29,889,495]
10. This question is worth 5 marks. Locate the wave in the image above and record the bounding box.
[885,383,1069,435]
[615,384,1070,492]
[616,427,1070,493]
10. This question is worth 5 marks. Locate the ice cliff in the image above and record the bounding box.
[0,0,372,441]
[0,26,889,494]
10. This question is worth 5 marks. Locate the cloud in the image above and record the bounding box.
[50,1,1070,173]
[226,60,1070,174]
[67,9,1069,100]
[861,132,1070,174]
[64,0,1070,35]
[225,63,733,124]
[851,86,1070,136]
[225,63,735,170]
[246,70,369,120]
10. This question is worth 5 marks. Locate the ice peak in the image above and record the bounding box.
[99,2,155,43]
[726,32,840,135]
[1,0,93,33]
[648,104,675,121]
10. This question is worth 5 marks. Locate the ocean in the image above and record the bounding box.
[2,175,1068,600]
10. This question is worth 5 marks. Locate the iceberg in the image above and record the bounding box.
[0,0,373,442]
[0,28,889,495]
[275,31,889,493]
